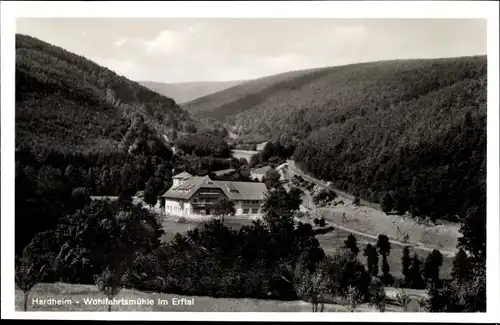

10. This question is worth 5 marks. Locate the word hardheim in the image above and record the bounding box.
[32,298,72,306]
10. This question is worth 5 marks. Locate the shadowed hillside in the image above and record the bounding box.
[15,34,198,155]
[139,80,246,104]
[183,56,487,222]
[14,34,198,254]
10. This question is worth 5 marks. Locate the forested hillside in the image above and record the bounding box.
[184,56,487,222]
[139,80,245,104]
[183,67,325,123]
[14,34,199,254]
[16,34,198,154]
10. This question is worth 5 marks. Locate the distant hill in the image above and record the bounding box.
[182,57,486,140]
[139,80,245,104]
[15,34,203,254]
[15,34,198,154]
[182,67,323,123]
[183,56,487,222]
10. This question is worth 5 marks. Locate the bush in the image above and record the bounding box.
[319,218,326,227]
[295,211,307,219]
[353,197,361,206]
[319,250,371,302]
[369,278,387,312]
[313,188,337,206]
[313,218,320,225]
[176,217,187,223]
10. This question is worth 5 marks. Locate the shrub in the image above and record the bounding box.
[369,278,387,312]
[353,197,361,206]
[320,250,371,302]
[313,218,320,225]
[395,289,411,312]
[176,217,188,223]
[343,285,362,312]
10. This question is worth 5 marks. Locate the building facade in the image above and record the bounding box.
[163,173,269,217]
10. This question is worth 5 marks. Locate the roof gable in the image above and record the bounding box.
[214,180,269,201]
[251,166,273,175]
[173,171,193,179]
[163,176,269,201]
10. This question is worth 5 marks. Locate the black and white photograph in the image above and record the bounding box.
[1,1,499,322]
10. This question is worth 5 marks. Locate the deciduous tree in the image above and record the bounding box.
[212,197,236,223]
[363,244,378,277]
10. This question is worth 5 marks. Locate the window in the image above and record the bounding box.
[252,208,258,214]
[243,208,250,214]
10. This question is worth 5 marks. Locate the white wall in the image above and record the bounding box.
[165,198,263,217]
[234,200,263,215]
[165,198,192,216]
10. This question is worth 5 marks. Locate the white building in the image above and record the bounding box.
[163,173,269,217]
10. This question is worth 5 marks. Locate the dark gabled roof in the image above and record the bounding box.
[256,141,268,151]
[216,181,269,201]
[172,171,193,179]
[214,168,236,176]
[162,176,218,200]
[162,176,269,201]
[251,166,273,175]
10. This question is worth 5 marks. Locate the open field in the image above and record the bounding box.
[16,283,423,312]
[284,160,461,254]
[293,213,453,280]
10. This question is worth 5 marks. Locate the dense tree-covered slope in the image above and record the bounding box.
[182,67,325,123]
[15,34,198,155]
[184,56,487,221]
[139,80,245,104]
[14,34,197,254]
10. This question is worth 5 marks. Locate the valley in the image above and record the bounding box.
[139,80,246,104]
[13,32,486,314]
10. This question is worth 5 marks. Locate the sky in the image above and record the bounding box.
[16,18,487,83]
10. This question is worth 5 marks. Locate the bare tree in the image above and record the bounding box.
[94,266,127,312]
[15,257,48,311]
[417,297,428,312]
[395,289,411,311]
[343,285,362,312]
[294,269,329,312]
[369,278,387,312]
[212,197,236,223]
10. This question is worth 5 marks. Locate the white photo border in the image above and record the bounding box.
[1,1,499,322]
